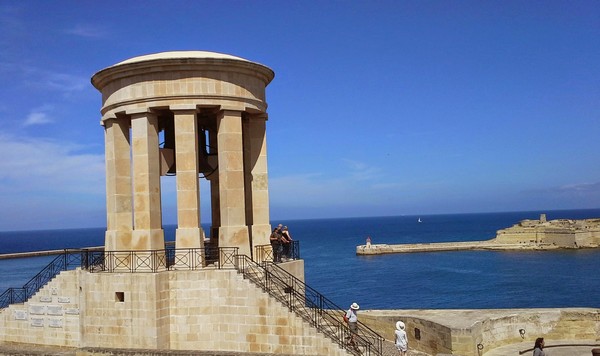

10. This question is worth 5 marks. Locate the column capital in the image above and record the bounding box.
[102,117,117,127]
[218,109,243,118]
[170,104,198,112]
[101,112,129,126]
[246,113,268,121]
[127,107,157,118]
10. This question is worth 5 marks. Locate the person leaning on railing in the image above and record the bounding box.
[270,226,283,263]
[281,226,293,261]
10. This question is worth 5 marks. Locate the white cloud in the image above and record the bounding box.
[0,134,105,197]
[0,134,105,206]
[268,159,397,210]
[0,134,106,230]
[23,111,53,126]
[557,182,600,193]
[64,24,108,39]
[2,63,89,96]
[342,159,381,181]
[269,171,395,210]
[525,182,600,197]
[39,71,88,94]
[516,182,600,211]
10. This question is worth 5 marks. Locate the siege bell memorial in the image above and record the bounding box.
[92,51,275,259]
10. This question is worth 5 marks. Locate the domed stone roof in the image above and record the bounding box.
[114,51,251,66]
[92,50,274,92]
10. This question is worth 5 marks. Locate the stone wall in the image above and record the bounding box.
[360,308,600,356]
[81,271,169,349]
[0,263,347,355]
[360,313,453,355]
[476,309,600,353]
[0,269,83,347]
[3,266,598,356]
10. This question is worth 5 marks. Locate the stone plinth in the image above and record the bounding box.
[0,262,355,355]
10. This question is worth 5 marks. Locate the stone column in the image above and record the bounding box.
[208,128,221,241]
[130,111,165,254]
[205,128,220,263]
[103,117,133,251]
[172,107,205,254]
[216,110,249,256]
[243,114,271,258]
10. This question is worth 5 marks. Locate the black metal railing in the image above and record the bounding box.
[0,246,238,308]
[85,246,238,273]
[254,240,300,263]
[235,255,384,356]
[0,249,89,309]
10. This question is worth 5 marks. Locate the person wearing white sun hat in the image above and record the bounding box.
[395,320,408,356]
[344,302,360,349]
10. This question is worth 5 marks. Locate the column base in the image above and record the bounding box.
[104,230,132,251]
[174,227,206,269]
[251,223,272,263]
[131,229,165,250]
[175,227,205,249]
[219,225,250,256]
[130,229,166,271]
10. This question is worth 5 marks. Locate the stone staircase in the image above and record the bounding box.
[235,256,385,356]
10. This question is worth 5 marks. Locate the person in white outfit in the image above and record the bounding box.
[395,320,408,356]
[345,302,360,349]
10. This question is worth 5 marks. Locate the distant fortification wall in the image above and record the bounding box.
[494,216,600,248]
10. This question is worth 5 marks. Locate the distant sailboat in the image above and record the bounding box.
[418,218,422,223]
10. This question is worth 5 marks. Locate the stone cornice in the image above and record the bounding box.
[92,57,275,90]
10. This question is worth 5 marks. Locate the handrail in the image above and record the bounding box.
[254,240,300,263]
[235,254,384,355]
[0,246,238,308]
[0,249,87,309]
[85,246,238,273]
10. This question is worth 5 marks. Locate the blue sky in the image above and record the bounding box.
[0,1,598,231]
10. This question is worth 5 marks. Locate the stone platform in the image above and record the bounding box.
[482,340,599,356]
[0,343,431,356]
[1,340,596,356]
[359,308,600,356]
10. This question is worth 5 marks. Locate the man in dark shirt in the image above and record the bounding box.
[270,226,283,263]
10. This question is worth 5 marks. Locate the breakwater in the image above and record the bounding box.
[0,247,103,260]
[356,240,559,255]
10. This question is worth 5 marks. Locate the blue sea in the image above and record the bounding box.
[1,209,599,310]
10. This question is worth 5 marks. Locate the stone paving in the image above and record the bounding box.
[0,342,434,356]
[481,340,599,356]
[0,342,76,355]
[381,340,430,356]
[2,340,598,356]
